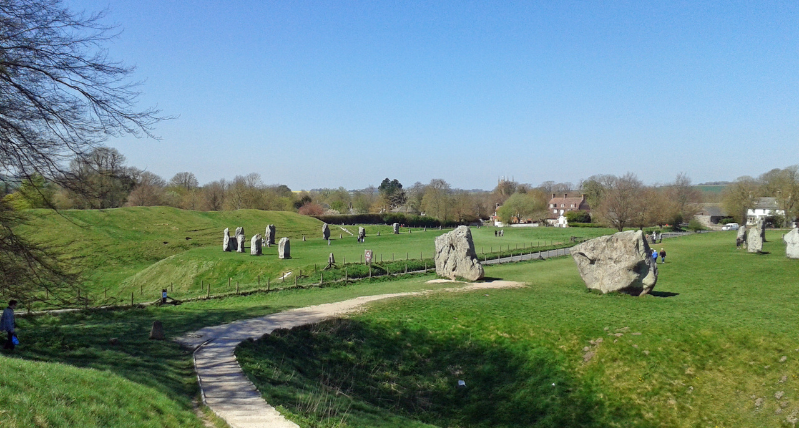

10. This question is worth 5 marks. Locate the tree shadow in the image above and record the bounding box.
[237,318,651,428]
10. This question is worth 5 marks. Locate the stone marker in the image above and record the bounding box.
[302,235,306,241]
[322,223,330,240]
[149,320,165,340]
[393,223,400,234]
[377,231,381,236]
[784,228,799,259]
[358,227,366,242]
[236,230,245,253]
[434,226,484,281]
[570,230,658,296]
[737,226,747,247]
[223,228,234,252]
[278,237,290,259]
[759,218,767,242]
[251,234,262,255]
[264,225,276,246]
[747,219,763,253]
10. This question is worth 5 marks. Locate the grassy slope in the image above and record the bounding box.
[15,208,614,305]
[16,207,324,297]
[236,230,799,428]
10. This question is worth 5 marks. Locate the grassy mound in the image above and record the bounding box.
[16,207,324,298]
[237,230,799,427]
[0,356,202,427]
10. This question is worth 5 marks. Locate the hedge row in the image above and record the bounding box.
[314,213,474,228]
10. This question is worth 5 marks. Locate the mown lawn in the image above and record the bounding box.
[236,230,799,427]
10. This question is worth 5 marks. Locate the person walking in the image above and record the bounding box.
[651,249,658,264]
[659,248,667,263]
[1,300,17,350]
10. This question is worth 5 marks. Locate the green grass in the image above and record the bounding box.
[13,207,615,307]
[0,273,478,427]
[236,230,799,427]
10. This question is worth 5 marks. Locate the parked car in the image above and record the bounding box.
[721,223,739,231]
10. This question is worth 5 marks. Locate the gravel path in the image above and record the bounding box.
[175,280,525,428]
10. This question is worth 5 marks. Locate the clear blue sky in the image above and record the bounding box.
[70,0,798,190]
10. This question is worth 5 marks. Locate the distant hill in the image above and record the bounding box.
[695,185,727,194]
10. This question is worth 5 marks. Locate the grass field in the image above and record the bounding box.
[236,230,799,428]
[13,208,616,306]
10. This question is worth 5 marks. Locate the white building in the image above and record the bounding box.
[746,197,785,225]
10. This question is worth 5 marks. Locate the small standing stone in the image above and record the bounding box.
[223,228,234,252]
[322,223,330,240]
[278,237,291,259]
[264,225,276,246]
[236,228,245,253]
[747,219,764,253]
[393,223,400,234]
[358,227,366,242]
[251,234,262,255]
[149,321,165,340]
[784,228,799,259]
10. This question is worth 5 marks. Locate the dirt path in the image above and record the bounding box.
[175,280,525,428]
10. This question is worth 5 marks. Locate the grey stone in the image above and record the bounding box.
[358,227,366,241]
[236,230,245,253]
[784,228,799,259]
[393,223,399,234]
[747,220,763,253]
[223,228,234,252]
[434,226,484,281]
[570,230,658,296]
[322,223,330,240]
[149,320,165,340]
[264,225,276,246]
[278,238,290,259]
[737,226,747,247]
[251,234,262,255]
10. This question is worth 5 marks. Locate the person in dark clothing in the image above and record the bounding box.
[659,248,667,263]
[1,300,17,350]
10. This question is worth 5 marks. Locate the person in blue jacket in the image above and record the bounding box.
[1,300,17,350]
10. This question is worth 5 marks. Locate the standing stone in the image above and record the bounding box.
[223,228,234,252]
[759,218,767,242]
[747,220,764,253]
[393,223,400,234]
[322,223,330,240]
[784,228,799,259]
[434,226,484,281]
[570,230,658,296]
[236,229,245,253]
[278,237,291,259]
[737,226,747,247]
[149,320,165,340]
[302,235,306,241]
[358,227,366,242]
[377,231,381,236]
[264,225,276,246]
[251,234,262,255]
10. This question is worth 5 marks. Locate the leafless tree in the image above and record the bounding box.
[596,173,644,231]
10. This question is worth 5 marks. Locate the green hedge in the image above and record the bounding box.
[314,213,473,228]
[567,223,605,228]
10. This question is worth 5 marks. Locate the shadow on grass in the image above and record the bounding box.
[237,318,643,428]
[649,291,680,298]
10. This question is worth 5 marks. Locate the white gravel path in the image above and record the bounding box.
[175,280,525,428]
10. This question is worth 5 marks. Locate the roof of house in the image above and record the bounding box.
[547,193,587,207]
[695,203,726,217]
[754,197,779,210]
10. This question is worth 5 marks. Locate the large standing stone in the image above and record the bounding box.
[393,223,400,234]
[322,223,330,240]
[236,227,245,253]
[358,227,366,241]
[278,237,291,259]
[264,225,276,246]
[223,228,234,252]
[149,320,165,340]
[434,226,484,281]
[747,220,763,253]
[570,230,658,296]
[784,228,799,259]
[251,234,262,255]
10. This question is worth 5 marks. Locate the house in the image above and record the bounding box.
[694,204,728,229]
[747,197,785,225]
[547,193,590,227]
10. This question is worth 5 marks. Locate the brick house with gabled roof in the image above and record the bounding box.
[547,193,590,225]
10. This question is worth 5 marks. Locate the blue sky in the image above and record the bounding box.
[70,1,798,190]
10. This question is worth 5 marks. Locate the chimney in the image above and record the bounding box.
[552,193,555,199]
[564,193,568,198]
[581,194,585,202]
